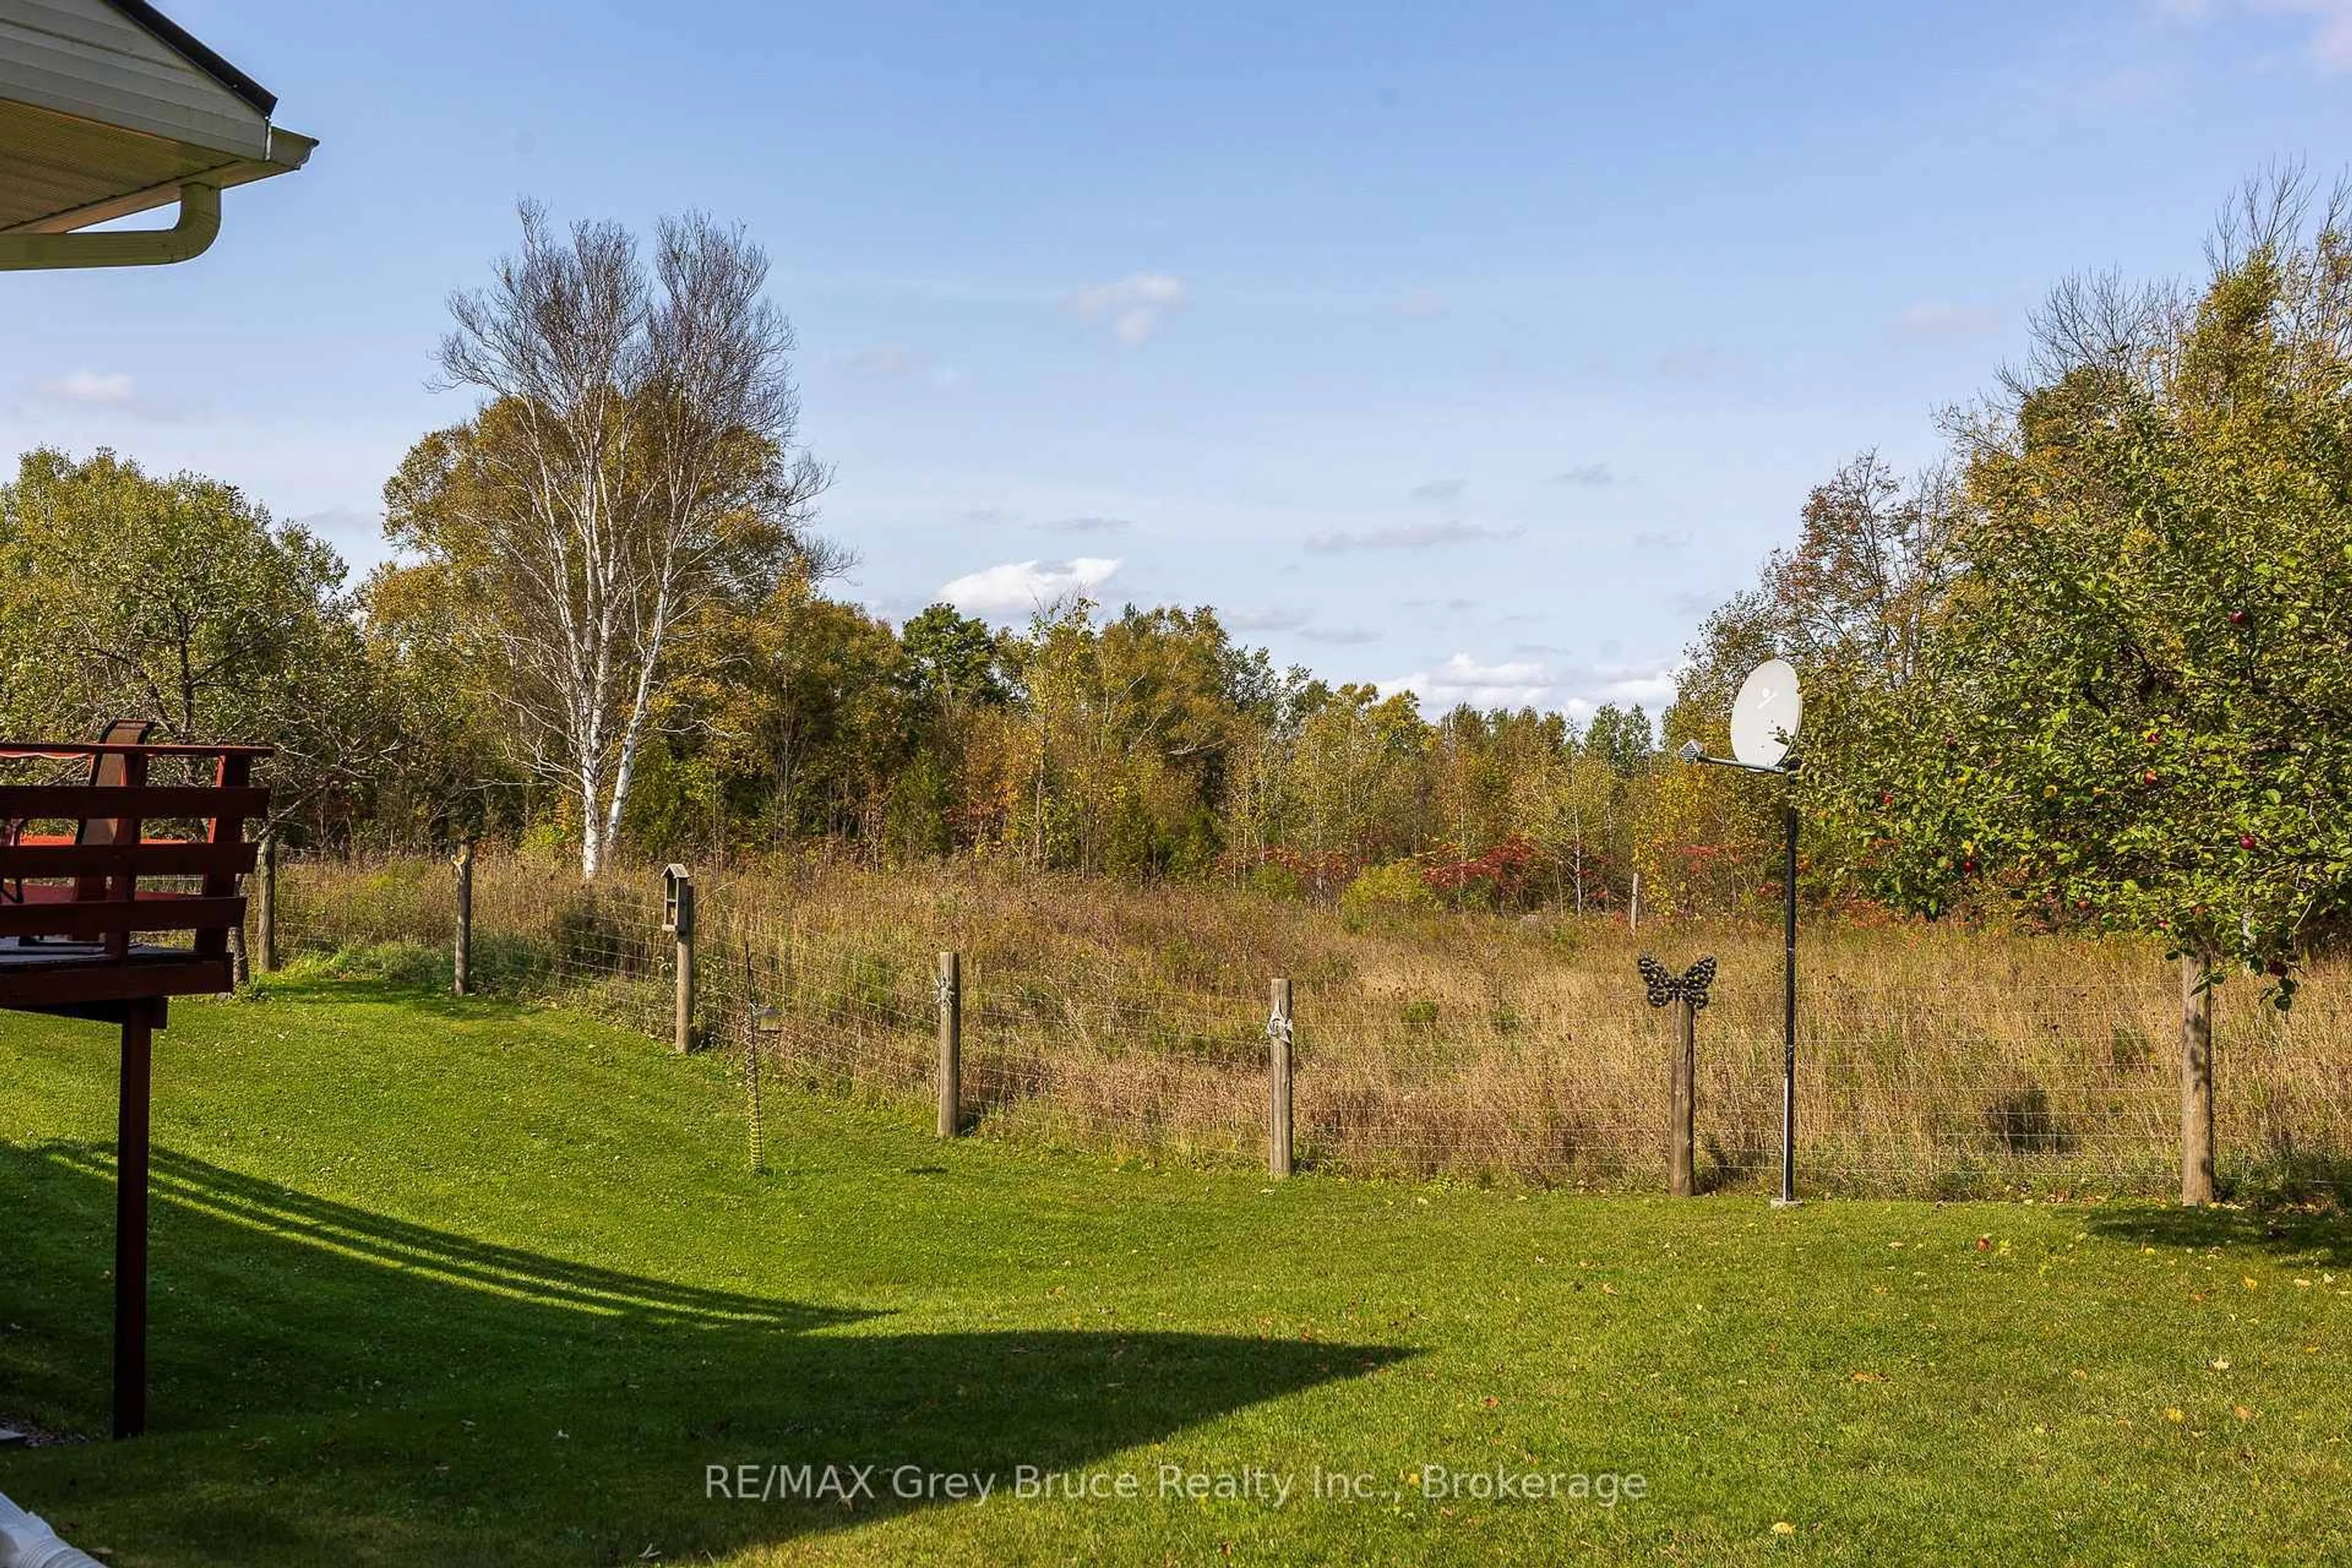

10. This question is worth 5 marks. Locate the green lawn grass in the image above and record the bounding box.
[1,978,2345,1566]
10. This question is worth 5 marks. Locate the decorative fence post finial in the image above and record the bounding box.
[1637,953,1716,1012]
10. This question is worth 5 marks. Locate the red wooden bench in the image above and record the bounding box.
[0,733,271,1439]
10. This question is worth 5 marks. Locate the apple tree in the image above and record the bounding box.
[1805,180,2352,1200]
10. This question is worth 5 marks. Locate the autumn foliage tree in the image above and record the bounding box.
[1812,180,2352,988]
[1795,175,2352,1201]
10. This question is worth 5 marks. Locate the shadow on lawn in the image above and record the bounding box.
[2082,1202,2352,1267]
[0,1142,1410,1566]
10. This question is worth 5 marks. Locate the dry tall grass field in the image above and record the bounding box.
[270,853,2352,1200]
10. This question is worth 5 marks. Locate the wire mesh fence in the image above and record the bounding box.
[263,852,2352,1200]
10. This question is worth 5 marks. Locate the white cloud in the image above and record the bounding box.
[1381,653,1679,717]
[17,369,192,420]
[1225,606,1309,633]
[2164,0,2352,70]
[14,366,209,421]
[1589,666,1679,707]
[1305,519,1523,554]
[1038,515,1136,535]
[1896,301,2002,338]
[39,370,137,405]
[1408,478,1466,505]
[2264,0,2352,68]
[938,556,1122,617]
[1069,273,1187,344]
[1301,626,1383,646]
[1382,654,1556,710]
[1557,666,1678,720]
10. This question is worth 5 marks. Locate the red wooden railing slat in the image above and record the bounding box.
[0,742,271,981]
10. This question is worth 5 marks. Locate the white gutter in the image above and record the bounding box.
[0,1490,106,1568]
[0,178,218,271]
[7,128,317,237]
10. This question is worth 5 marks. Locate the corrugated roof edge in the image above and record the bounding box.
[97,0,279,120]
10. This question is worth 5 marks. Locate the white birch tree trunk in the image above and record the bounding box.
[424,204,829,881]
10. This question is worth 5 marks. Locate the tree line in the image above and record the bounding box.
[3,176,2346,982]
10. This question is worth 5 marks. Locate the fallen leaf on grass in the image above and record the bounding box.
[2165,1408,2185,1423]
[1850,1371,1888,1384]
[2209,1358,2231,1371]
[1773,1521,1797,1535]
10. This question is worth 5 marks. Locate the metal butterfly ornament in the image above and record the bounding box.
[1637,954,1717,1010]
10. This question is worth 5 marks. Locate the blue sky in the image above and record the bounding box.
[7,0,2351,720]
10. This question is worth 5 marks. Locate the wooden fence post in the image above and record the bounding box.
[2181,952,2216,1206]
[937,951,962,1138]
[1268,977,1294,1178]
[1669,996,1696,1197]
[1638,952,1714,1197]
[256,829,278,974]
[665,865,695,1054]
[451,839,473,997]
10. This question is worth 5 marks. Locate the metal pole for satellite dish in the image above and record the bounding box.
[1777,796,1798,1207]
[1684,656,1804,1207]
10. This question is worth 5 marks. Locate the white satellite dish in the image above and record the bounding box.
[1730,658,1801,770]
